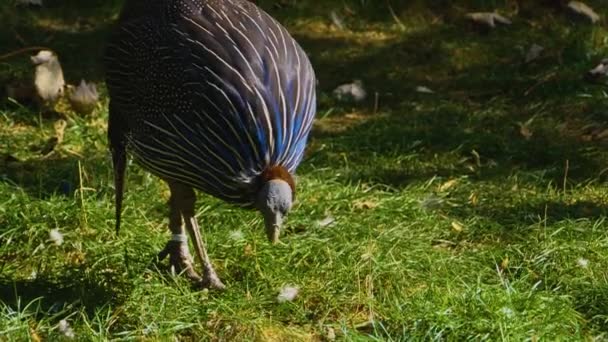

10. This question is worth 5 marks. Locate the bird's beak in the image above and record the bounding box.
[264,212,282,244]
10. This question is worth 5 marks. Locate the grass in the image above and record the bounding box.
[1,0,608,340]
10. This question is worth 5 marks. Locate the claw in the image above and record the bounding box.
[157,240,202,282]
[197,275,226,290]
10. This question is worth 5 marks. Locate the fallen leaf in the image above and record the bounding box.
[501,256,509,270]
[330,11,345,29]
[416,85,435,94]
[469,192,479,206]
[29,326,42,342]
[567,1,600,23]
[438,179,458,192]
[316,215,335,228]
[451,221,464,232]
[471,150,481,167]
[466,12,512,28]
[54,119,67,143]
[353,199,378,210]
[243,244,254,257]
[525,44,544,63]
[519,123,533,140]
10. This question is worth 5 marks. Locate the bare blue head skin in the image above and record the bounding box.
[256,179,293,244]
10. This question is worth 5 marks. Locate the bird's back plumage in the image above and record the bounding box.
[105,0,316,206]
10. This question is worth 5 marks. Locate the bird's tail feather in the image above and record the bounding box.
[112,148,126,235]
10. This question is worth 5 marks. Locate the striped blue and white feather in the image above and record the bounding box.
[105,0,316,206]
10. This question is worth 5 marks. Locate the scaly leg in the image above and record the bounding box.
[167,182,225,290]
[157,181,202,282]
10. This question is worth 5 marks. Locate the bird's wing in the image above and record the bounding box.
[104,0,316,204]
[172,0,317,173]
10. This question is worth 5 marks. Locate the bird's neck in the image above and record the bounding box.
[259,165,295,199]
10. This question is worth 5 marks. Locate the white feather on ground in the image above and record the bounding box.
[228,230,244,241]
[58,319,75,339]
[466,12,512,28]
[69,79,99,114]
[49,229,63,246]
[277,285,299,302]
[333,80,367,102]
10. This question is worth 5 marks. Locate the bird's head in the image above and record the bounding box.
[255,166,295,244]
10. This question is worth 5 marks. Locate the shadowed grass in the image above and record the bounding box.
[2,0,608,340]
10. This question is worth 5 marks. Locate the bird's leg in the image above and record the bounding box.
[157,182,202,282]
[171,182,226,290]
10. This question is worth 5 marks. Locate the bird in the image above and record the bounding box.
[104,0,316,289]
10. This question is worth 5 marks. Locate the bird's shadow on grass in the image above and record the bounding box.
[0,151,111,200]
[298,15,606,188]
[447,199,607,240]
[0,268,126,319]
[1,154,83,199]
[573,284,608,332]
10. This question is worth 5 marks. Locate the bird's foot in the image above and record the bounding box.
[157,240,202,282]
[198,268,226,290]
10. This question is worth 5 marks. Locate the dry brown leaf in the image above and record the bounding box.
[469,192,479,206]
[519,123,533,140]
[438,179,458,192]
[353,199,378,210]
[451,221,464,232]
[244,244,254,257]
[54,119,67,143]
[501,256,509,270]
[29,326,42,342]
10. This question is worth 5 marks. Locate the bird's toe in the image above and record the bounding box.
[157,240,202,282]
[198,274,226,291]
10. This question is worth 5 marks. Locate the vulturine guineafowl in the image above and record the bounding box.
[104,0,316,289]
